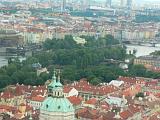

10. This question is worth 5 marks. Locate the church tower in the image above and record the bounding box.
[39,70,75,120]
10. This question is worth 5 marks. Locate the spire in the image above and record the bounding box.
[52,70,56,82]
[57,69,61,83]
[29,114,32,120]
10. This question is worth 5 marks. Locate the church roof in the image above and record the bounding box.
[48,71,63,89]
[40,70,74,113]
[40,97,74,113]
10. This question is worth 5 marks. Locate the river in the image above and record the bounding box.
[126,44,160,57]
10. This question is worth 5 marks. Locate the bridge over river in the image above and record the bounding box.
[122,38,160,47]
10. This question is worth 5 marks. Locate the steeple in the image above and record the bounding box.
[57,69,61,83]
[29,114,33,120]
[48,69,63,97]
[52,70,56,82]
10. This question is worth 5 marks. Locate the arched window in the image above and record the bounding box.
[46,104,48,108]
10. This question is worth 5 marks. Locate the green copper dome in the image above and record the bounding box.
[41,70,74,114]
[41,97,74,112]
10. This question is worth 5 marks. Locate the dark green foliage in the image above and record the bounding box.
[135,92,144,98]
[129,65,147,77]
[43,35,79,50]
[0,34,159,88]
[0,75,11,88]
[150,51,160,56]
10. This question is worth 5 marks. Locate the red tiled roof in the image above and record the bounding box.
[85,98,98,105]
[31,95,45,102]
[15,85,24,96]
[70,79,119,96]
[1,91,14,99]
[123,85,141,97]
[118,76,136,85]
[67,96,82,106]
[63,87,73,93]
[120,110,133,120]
[146,80,158,86]
[0,105,16,113]
[120,105,140,120]
[77,108,101,120]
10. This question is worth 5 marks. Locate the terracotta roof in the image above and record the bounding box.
[63,87,73,93]
[70,79,119,96]
[120,105,140,120]
[120,110,133,120]
[77,108,102,120]
[67,96,82,106]
[31,95,45,102]
[123,85,141,97]
[1,91,14,99]
[0,105,16,113]
[85,98,98,105]
[15,85,24,96]
[118,76,136,85]
[146,80,158,86]
[102,111,116,120]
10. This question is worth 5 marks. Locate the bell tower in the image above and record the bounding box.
[47,70,63,98]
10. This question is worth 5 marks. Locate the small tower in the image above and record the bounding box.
[47,70,63,98]
[29,114,33,120]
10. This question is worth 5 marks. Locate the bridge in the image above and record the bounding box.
[0,44,42,56]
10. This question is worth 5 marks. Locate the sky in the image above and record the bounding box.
[98,0,160,4]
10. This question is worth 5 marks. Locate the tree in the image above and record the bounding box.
[129,65,146,77]
[104,34,119,46]
[135,92,144,98]
[11,71,26,84]
[6,64,17,76]
[90,77,102,85]
[0,75,11,88]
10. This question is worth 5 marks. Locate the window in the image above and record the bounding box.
[58,106,60,109]
[48,89,52,93]
[46,104,48,108]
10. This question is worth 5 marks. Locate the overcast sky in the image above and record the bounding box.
[98,0,160,4]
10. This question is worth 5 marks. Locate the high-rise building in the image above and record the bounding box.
[63,0,66,9]
[61,0,66,11]
[106,0,112,8]
[120,0,124,7]
[127,0,132,9]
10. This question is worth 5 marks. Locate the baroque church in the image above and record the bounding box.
[39,70,75,120]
